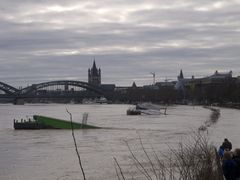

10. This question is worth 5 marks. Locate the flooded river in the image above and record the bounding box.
[0,104,239,180]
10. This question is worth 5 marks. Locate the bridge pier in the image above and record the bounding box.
[14,98,25,105]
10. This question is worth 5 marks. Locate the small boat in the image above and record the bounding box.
[136,103,161,111]
[140,109,161,115]
[82,97,108,104]
[96,97,108,104]
[133,103,167,115]
[14,115,101,130]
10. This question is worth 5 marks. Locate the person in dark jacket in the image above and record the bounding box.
[222,138,232,151]
[233,148,240,179]
[222,151,237,180]
[218,145,225,159]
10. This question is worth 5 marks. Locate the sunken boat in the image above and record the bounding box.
[14,115,100,130]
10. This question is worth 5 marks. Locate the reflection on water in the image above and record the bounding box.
[0,104,239,180]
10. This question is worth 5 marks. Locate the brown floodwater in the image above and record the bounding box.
[0,104,239,180]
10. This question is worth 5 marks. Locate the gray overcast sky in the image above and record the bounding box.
[0,0,240,87]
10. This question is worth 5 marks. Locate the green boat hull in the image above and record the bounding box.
[33,115,100,129]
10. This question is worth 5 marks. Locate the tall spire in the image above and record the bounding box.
[178,69,184,80]
[180,69,184,79]
[93,59,97,70]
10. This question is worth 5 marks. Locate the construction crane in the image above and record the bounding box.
[150,72,155,85]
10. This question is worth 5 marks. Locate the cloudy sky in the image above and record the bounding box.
[0,0,240,87]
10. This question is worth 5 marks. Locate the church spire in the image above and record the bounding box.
[93,59,97,70]
[178,69,184,80]
[180,69,184,79]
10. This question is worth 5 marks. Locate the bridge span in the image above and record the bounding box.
[0,82,20,95]
[20,80,104,95]
[0,80,112,104]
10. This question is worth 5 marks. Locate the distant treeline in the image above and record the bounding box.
[113,80,240,106]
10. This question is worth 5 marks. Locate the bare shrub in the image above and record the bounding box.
[115,132,223,180]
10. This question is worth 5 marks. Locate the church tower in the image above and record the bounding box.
[88,60,101,85]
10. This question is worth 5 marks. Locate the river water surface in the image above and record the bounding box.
[0,104,239,180]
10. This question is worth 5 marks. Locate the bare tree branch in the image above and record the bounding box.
[113,157,126,180]
[66,109,86,180]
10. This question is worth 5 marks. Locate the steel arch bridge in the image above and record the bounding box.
[0,82,20,95]
[19,80,104,95]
